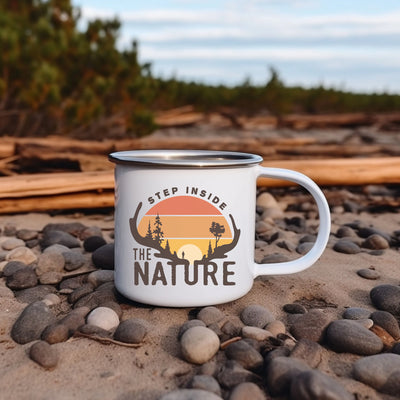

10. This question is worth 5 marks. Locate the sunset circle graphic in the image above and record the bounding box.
[137,196,233,264]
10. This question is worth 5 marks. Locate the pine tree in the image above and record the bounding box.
[145,221,153,239]
[165,240,171,254]
[207,240,213,258]
[153,213,164,246]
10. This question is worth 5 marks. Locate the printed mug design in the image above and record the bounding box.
[129,193,241,286]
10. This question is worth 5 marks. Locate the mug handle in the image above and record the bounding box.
[253,167,331,277]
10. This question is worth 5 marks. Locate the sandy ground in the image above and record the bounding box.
[0,200,399,400]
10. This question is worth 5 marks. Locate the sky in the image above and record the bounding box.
[72,0,400,93]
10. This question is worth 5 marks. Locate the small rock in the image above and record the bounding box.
[6,266,38,290]
[260,253,290,263]
[87,307,120,331]
[180,326,220,365]
[114,318,148,344]
[5,246,37,264]
[16,229,38,241]
[229,382,266,400]
[41,230,81,249]
[283,303,307,314]
[336,226,357,238]
[1,237,25,250]
[87,270,114,288]
[370,310,400,340]
[342,307,371,320]
[3,222,17,236]
[224,339,264,370]
[290,370,353,400]
[2,260,26,277]
[197,306,225,326]
[187,375,222,396]
[178,319,206,339]
[59,310,87,334]
[43,222,86,237]
[265,356,310,396]
[62,250,86,271]
[160,389,222,400]
[353,353,400,395]
[80,226,103,240]
[296,242,314,255]
[11,301,56,344]
[39,271,63,285]
[240,304,274,328]
[83,236,107,252]
[362,234,390,250]
[355,319,374,329]
[79,324,111,338]
[14,285,57,303]
[43,244,70,255]
[357,268,380,280]
[333,240,361,254]
[290,339,323,368]
[256,192,279,209]
[92,243,114,270]
[68,283,94,304]
[221,317,243,337]
[29,341,59,369]
[42,293,61,306]
[370,284,400,315]
[265,320,286,336]
[35,252,65,275]
[326,319,383,355]
[290,310,330,343]
[242,326,271,341]
[217,360,260,389]
[41,323,70,344]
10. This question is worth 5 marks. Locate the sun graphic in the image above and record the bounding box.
[177,244,203,265]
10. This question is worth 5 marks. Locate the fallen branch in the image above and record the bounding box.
[72,331,143,348]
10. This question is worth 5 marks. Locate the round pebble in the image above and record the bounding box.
[353,353,400,395]
[240,304,274,328]
[370,310,400,340]
[180,326,220,365]
[178,319,206,339]
[256,192,279,209]
[290,309,330,343]
[41,323,70,344]
[217,360,259,389]
[362,234,389,250]
[16,229,38,241]
[370,284,400,315]
[342,307,371,320]
[5,246,37,264]
[229,382,266,400]
[6,267,38,290]
[197,306,225,326]
[336,226,357,238]
[187,375,221,396]
[326,319,383,355]
[290,339,323,368]
[114,318,148,344]
[40,229,81,249]
[333,240,361,254]
[1,237,25,250]
[86,307,120,331]
[62,250,85,271]
[296,242,314,255]
[283,303,307,314]
[290,370,353,400]
[92,243,115,270]
[29,340,59,369]
[224,339,263,370]
[83,236,107,252]
[357,268,380,280]
[87,270,114,288]
[265,320,286,336]
[241,326,271,341]
[39,271,63,285]
[35,252,65,275]
[43,244,70,255]
[2,260,26,277]
[11,301,57,344]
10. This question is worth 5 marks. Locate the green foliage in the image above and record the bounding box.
[0,0,399,138]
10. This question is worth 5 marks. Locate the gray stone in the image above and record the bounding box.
[290,309,330,343]
[362,234,389,250]
[83,236,107,252]
[80,226,103,241]
[114,318,149,344]
[11,301,56,344]
[73,284,116,310]
[370,310,400,340]
[29,340,59,370]
[79,324,112,338]
[229,382,266,400]
[14,285,57,303]
[178,319,206,339]
[6,266,38,290]
[221,317,243,337]
[326,319,383,355]
[296,242,314,255]
[2,261,26,277]
[160,389,222,400]
[357,268,380,280]
[260,253,290,263]
[197,306,225,326]
[38,271,63,285]
[68,283,94,304]
[342,307,371,320]
[180,326,220,365]
[224,339,263,370]
[1,237,25,250]
[240,304,274,328]
[41,323,70,344]
[87,269,114,288]
[353,353,400,395]
[336,226,357,238]
[16,229,38,241]
[265,356,310,396]
[62,250,86,271]
[290,370,353,400]
[370,284,400,315]
[241,326,271,341]
[35,252,65,275]
[43,222,86,237]
[265,320,286,337]
[40,229,81,249]
[357,227,391,242]
[187,375,221,396]
[290,339,323,368]
[92,243,114,269]
[217,360,260,389]
[283,303,307,314]
[43,244,70,255]
[59,275,87,291]
[59,308,87,334]
[333,240,361,254]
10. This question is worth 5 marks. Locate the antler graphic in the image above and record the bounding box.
[129,202,188,266]
[202,214,240,262]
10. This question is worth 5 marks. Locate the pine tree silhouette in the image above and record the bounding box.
[207,240,213,257]
[209,222,225,249]
[145,221,153,239]
[165,240,171,254]
[153,213,164,246]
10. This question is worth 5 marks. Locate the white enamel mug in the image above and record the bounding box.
[109,150,330,307]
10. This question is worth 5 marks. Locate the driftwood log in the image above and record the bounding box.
[1,157,400,214]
